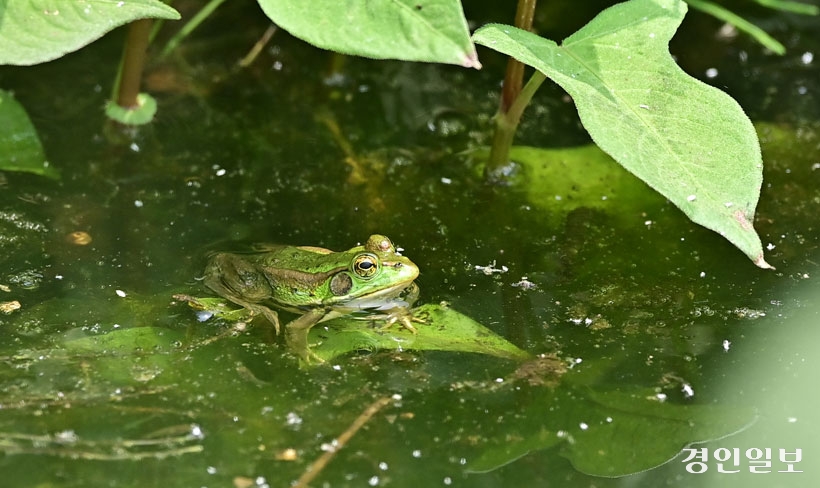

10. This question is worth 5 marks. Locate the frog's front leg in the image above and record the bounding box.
[204,271,282,334]
[284,308,329,364]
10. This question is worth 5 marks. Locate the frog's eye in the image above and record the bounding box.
[352,253,380,279]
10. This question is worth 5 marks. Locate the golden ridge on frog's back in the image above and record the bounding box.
[204,235,420,363]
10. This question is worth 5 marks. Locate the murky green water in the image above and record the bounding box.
[1,2,818,487]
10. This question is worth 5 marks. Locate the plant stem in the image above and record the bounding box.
[500,0,537,113]
[117,19,153,108]
[485,0,538,178]
[159,0,228,59]
[486,70,546,178]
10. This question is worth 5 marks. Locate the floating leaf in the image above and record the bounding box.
[0,0,180,66]
[0,89,58,178]
[310,304,530,363]
[473,0,771,268]
[257,0,480,68]
[476,144,666,223]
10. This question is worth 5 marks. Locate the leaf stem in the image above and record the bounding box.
[486,70,546,178]
[159,0,228,59]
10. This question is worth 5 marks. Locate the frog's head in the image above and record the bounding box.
[325,235,419,303]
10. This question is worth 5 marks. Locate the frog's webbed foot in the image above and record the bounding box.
[379,308,426,334]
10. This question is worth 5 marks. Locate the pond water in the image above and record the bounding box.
[1,2,819,487]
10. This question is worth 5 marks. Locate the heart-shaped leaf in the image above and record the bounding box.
[473,0,771,268]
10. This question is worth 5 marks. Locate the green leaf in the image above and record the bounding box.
[310,304,531,363]
[687,0,785,55]
[0,0,181,66]
[473,0,771,268]
[0,89,58,179]
[256,0,480,68]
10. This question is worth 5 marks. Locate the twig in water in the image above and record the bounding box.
[292,396,394,488]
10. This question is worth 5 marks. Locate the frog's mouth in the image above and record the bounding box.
[342,280,418,312]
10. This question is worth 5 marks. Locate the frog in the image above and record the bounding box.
[203,234,420,362]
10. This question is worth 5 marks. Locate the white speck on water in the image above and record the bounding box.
[705,68,718,78]
[134,200,143,208]
[495,377,504,383]
[369,476,380,486]
[332,364,342,371]
[787,417,798,423]
[379,462,389,471]
[724,202,734,208]
[767,242,776,250]
[215,168,227,176]
[699,271,706,278]
[656,393,668,402]
[579,422,589,430]
[117,1,125,6]
[687,194,697,202]
[682,383,695,398]
[554,195,562,201]
[129,142,140,152]
[412,449,422,458]
[802,52,814,64]
[206,466,217,475]
[115,289,127,297]
[606,417,613,423]
[54,430,78,444]
[195,311,213,322]
[444,477,453,485]
[441,177,452,185]
[798,86,808,95]
[649,32,655,38]
[190,424,204,439]
[639,104,650,110]
[644,220,653,227]
[285,412,303,427]
[722,339,731,352]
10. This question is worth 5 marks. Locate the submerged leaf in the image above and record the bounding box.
[257,0,480,68]
[468,386,756,477]
[473,0,771,268]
